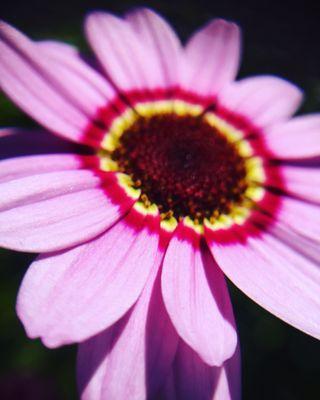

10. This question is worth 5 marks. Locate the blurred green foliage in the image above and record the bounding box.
[1,1,320,399]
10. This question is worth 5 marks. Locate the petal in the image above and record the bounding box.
[78,259,179,400]
[264,114,320,159]
[213,345,241,400]
[0,170,136,252]
[0,169,101,211]
[181,19,241,96]
[161,222,237,366]
[0,128,88,160]
[85,9,182,93]
[207,227,320,339]
[17,209,161,347]
[78,328,116,400]
[102,269,178,399]
[218,76,303,127]
[169,341,241,400]
[0,153,94,183]
[125,8,182,89]
[0,21,111,145]
[267,219,320,265]
[269,165,320,203]
[213,343,241,400]
[276,195,320,242]
[38,40,116,117]
[37,40,80,56]
[85,12,150,92]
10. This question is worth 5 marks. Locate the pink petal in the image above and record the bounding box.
[161,222,237,366]
[0,128,88,160]
[168,341,241,400]
[85,12,150,92]
[207,228,320,339]
[102,270,178,399]
[17,210,160,347]
[213,343,241,400]
[78,324,119,400]
[276,195,320,242]
[0,21,110,145]
[85,9,182,92]
[38,40,116,118]
[269,165,320,203]
[267,219,320,265]
[78,259,179,400]
[218,76,303,128]
[0,170,135,252]
[125,8,182,89]
[181,19,241,96]
[264,114,320,159]
[0,169,101,210]
[0,153,94,183]
[37,40,80,56]
[0,23,86,137]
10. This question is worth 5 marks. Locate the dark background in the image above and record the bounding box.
[1,1,320,399]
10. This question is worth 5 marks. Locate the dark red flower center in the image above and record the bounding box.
[111,113,248,222]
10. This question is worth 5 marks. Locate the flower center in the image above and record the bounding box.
[111,113,248,223]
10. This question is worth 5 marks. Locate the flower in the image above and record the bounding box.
[0,7,319,399]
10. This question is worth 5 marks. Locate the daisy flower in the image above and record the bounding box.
[0,7,319,400]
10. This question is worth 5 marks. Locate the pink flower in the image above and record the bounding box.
[0,7,319,399]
